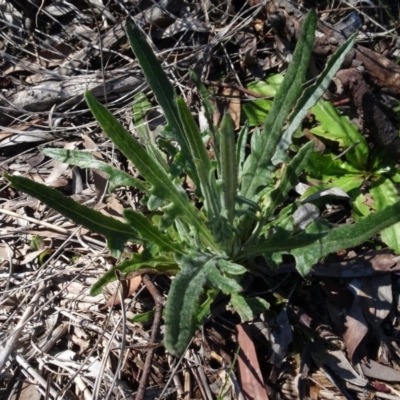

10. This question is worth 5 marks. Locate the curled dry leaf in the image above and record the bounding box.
[102,276,142,309]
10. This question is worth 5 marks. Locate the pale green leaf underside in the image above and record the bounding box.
[41,148,149,192]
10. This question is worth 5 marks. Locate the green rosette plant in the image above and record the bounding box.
[7,11,400,357]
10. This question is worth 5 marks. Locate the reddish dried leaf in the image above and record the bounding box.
[236,324,269,400]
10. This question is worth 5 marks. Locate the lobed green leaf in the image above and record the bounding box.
[90,255,177,295]
[84,91,217,251]
[126,19,198,184]
[291,200,400,274]
[164,252,216,356]
[6,174,139,258]
[240,10,317,202]
[272,33,357,164]
[311,100,369,169]
[123,209,184,254]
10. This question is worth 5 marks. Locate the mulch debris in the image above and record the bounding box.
[1,0,400,399]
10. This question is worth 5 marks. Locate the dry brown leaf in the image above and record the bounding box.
[102,276,142,309]
[213,88,241,130]
[343,279,369,360]
[236,324,269,400]
[236,31,258,66]
[361,274,392,330]
[11,381,42,400]
[361,359,400,382]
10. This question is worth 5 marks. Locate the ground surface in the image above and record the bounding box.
[1,0,400,399]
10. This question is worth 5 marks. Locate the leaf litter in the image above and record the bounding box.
[1,0,400,399]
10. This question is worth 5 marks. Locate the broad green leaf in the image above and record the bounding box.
[307,174,365,193]
[272,33,356,164]
[290,200,400,274]
[220,113,238,225]
[306,152,362,178]
[240,10,317,203]
[85,91,218,251]
[6,174,139,258]
[133,92,153,145]
[242,76,285,126]
[41,148,149,193]
[352,191,372,219]
[123,209,184,253]
[230,294,269,322]
[370,177,400,253]
[389,167,400,183]
[126,19,197,183]
[176,97,221,217]
[164,252,216,356]
[267,74,284,87]
[130,310,154,323]
[90,254,177,295]
[311,100,369,169]
[242,91,273,127]
[306,152,365,191]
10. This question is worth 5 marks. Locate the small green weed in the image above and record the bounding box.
[7,11,400,356]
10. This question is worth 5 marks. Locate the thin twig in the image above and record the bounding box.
[135,275,165,400]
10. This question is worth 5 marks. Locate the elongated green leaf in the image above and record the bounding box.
[240,10,317,202]
[176,97,220,217]
[90,255,178,295]
[272,33,357,164]
[220,113,238,225]
[190,69,219,150]
[84,91,217,251]
[6,174,139,257]
[370,177,400,253]
[41,148,149,193]
[291,200,400,274]
[236,122,249,177]
[123,209,183,253]
[263,141,314,220]
[311,100,369,169]
[126,19,197,183]
[133,92,153,145]
[164,252,216,356]
[240,222,330,260]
